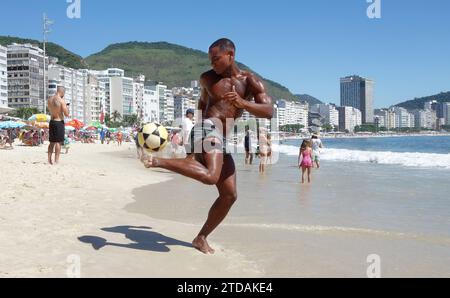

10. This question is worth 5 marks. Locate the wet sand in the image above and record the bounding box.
[0,143,264,277]
[127,154,450,277]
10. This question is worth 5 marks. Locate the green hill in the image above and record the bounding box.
[85,41,295,101]
[0,35,87,69]
[0,37,296,100]
[294,94,323,106]
[395,91,450,110]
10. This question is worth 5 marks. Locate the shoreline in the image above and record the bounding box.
[282,132,450,140]
[126,154,450,277]
[0,142,264,277]
[1,141,449,277]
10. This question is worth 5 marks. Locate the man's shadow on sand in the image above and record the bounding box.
[78,226,193,253]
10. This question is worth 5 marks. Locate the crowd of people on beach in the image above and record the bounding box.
[0,127,46,149]
[2,111,324,185]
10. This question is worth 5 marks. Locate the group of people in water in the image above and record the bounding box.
[244,127,272,173]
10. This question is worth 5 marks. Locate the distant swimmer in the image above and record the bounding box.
[141,38,274,254]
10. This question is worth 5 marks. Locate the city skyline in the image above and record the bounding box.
[0,0,449,109]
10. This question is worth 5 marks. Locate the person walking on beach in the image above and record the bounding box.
[100,129,106,145]
[117,131,123,146]
[244,127,253,165]
[311,134,323,169]
[298,139,313,184]
[170,130,182,158]
[63,134,71,154]
[267,133,273,165]
[141,38,273,254]
[6,128,16,148]
[106,130,111,144]
[258,128,269,173]
[134,131,143,160]
[181,108,195,150]
[48,86,70,165]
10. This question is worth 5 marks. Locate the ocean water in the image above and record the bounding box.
[276,135,450,169]
[128,135,450,276]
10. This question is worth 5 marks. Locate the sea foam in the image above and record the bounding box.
[273,144,450,169]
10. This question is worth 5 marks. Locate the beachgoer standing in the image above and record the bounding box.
[298,140,313,184]
[258,128,269,173]
[47,86,70,165]
[311,134,323,169]
[244,127,253,165]
[182,108,195,150]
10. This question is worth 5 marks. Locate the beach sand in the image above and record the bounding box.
[0,143,262,277]
[1,142,449,277]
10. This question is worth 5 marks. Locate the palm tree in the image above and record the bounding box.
[14,107,40,120]
[123,114,138,127]
[111,110,122,122]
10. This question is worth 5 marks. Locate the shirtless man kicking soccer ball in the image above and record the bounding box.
[142,38,273,254]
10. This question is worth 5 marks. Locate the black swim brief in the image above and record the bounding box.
[49,120,65,143]
[186,119,229,155]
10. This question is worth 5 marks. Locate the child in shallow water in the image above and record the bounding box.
[298,139,313,184]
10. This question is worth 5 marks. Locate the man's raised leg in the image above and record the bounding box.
[142,147,224,186]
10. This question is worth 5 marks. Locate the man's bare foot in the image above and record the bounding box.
[48,159,53,165]
[192,235,215,254]
[141,153,157,168]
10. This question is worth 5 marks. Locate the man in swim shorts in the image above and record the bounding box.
[47,86,70,165]
[141,38,274,254]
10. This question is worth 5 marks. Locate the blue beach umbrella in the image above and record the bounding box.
[0,121,26,129]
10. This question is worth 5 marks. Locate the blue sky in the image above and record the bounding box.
[1,0,449,108]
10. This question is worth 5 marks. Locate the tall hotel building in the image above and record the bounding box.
[340,75,374,124]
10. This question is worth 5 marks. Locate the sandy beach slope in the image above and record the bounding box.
[0,143,262,277]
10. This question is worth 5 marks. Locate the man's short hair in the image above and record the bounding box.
[57,86,65,93]
[209,38,236,53]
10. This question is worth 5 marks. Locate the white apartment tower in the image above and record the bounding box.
[7,43,47,111]
[143,85,160,124]
[338,106,362,132]
[48,62,87,121]
[0,45,7,108]
[90,68,134,118]
[276,99,309,128]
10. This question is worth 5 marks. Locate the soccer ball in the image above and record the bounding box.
[137,123,169,152]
